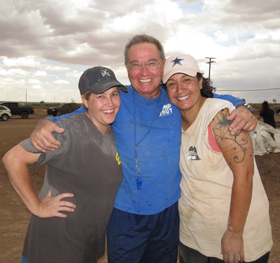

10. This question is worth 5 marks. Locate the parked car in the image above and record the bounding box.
[275,107,280,116]
[47,103,80,117]
[0,102,35,119]
[0,105,12,121]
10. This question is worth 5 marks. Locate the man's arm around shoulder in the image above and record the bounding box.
[31,106,86,151]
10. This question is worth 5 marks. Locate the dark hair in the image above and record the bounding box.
[197,72,216,98]
[124,34,165,63]
[261,101,270,112]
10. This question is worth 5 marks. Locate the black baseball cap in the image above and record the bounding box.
[79,66,128,95]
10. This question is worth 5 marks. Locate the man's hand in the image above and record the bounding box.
[227,106,257,135]
[33,190,76,218]
[30,119,64,152]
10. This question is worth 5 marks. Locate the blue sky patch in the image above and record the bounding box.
[172,0,204,14]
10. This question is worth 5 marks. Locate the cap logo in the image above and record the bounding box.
[100,69,111,77]
[171,57,184,67]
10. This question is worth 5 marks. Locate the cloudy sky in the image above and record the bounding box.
[1,0,279,104]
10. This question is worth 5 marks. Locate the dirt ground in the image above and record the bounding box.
[0,108,279,263]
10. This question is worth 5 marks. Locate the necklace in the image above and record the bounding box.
[133,89,162,190]
[147,89,161,99]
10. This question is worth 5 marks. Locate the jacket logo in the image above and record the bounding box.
[159,104,172,117]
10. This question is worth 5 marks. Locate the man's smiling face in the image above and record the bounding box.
[125,43,165,99]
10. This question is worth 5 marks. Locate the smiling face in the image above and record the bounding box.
[166,73,203,112]
[81,87,121,134]
[125,43,165,99]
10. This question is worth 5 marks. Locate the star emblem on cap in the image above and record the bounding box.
[171,57,184,67]
[101,69,111,77]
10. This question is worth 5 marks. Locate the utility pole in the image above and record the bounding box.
[205,57,216,82]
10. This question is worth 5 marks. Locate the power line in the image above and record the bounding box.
[217,87,280,92]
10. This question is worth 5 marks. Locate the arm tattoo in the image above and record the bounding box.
[213,110,250,165]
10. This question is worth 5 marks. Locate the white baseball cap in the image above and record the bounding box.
[162,54,201,84]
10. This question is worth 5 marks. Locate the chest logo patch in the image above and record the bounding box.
[159,104,173,117]
[187,146,200,160]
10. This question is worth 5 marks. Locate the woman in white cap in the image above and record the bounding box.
[162,55,272,263]
[3,66,127,263]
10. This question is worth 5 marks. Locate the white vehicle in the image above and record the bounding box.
[0,105,12,121]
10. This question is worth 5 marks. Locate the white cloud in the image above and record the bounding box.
[2,56,43,69]
[44,66,70,71]
[34,71,47,78]
[29,79,41,85]
[0,68,29,77]
[10,68,28,76]
[214,31,229,42]
[32,85,43,89]
[54,79,70,84]
[0,67,7,76]
[1,78,26,85]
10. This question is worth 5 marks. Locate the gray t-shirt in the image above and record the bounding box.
[21,113,123,263]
